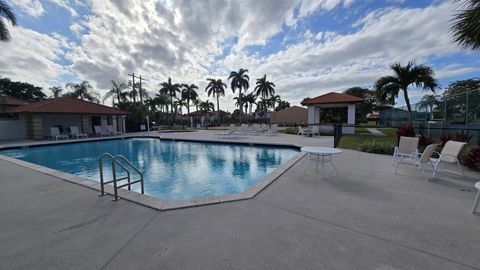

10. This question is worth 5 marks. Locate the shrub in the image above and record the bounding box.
[282,127,298,135]
[358,140,395,155]
[419,134,434,148]
[461,145,480,171]
[454,130,472,143]
[396,124,415,139]
[440,133,453,146]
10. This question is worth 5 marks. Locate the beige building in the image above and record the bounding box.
[270,106,307,126]
[0,96,129,140]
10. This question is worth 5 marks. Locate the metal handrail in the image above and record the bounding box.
[98,153,144,201]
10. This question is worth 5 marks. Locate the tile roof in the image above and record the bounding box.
[301,92,362,105]
[10,96,130,115]
[0,96,29,106]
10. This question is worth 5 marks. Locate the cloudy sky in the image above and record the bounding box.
[1,0,479,111]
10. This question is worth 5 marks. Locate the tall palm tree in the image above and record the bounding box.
[199,100,215,114]
[0,0,16,42]
[65,81,100,102]
[451,0,480,51]
[49,86,63,98]
[154,93,169,113]
[374,62,438,123]
[205,78,226,112]
[228,68,249,121]
[418,94,439,113]
[159,77,181,125]
[181,84,198,115]
[269,95,281,110]
[103,80,127,105]
[244,93,257,114]
[254,75,275,98]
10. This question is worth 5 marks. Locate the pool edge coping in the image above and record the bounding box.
[0,135,307,211]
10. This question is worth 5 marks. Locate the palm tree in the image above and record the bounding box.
[205,78,226,111]
[451,0,480,51]
[192,98,200,113]
[199,100,214,114]
[269,95,281,110]
[181,84,198,115]
[103,80,127,105]
[374,62,438,123]
[49,86,63,98]
[154,93,169,113]
[159,77,181,126]
[65,81,100,102]
[244,93,257,114]
[0,0,16,42]
[418,94,439,113]
[254,75,275,98]
[228,68,249,121]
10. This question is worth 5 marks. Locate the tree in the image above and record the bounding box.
[205,78,226,111]
[451,0,480,51]
[418,94,440,113]
[199,100,214,114]
[0,0,16,42]
[65,81,100,102]
[256,97,272,122]
[269,95,281,109]
[244,93,257,114]
[159,77,181,126]
[181,84,198,115]
[103,80,127,105]
[275,100,290,111]
[343,87,375,123]
[228,68,249,121]
[374,62,438,123]
[0,78,46,101]
[49,86,63,98]
[254,74,275,98]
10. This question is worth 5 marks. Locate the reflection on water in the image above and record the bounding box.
[0,138,299,200]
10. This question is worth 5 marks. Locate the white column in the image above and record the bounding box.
[307,106,315,125]
[347,104,356,125]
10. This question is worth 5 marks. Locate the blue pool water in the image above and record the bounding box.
[0,138,299,200]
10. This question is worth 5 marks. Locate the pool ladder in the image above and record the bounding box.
[98,153,144,201]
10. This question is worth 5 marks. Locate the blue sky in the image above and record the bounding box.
[1,0,479,110]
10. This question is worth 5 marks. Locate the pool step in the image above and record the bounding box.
[98,153,144,201]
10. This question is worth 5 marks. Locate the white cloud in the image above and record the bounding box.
[11,0,44,17]
[0,25,70,88]
[3,0,477,110]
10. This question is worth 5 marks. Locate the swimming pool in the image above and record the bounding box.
[0,138,299,200]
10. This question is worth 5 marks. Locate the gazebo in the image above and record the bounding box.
[301,92,363,134]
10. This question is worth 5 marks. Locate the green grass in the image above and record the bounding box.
[339,128,397,153]
[355,127,371,133]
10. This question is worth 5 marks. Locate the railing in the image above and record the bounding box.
[98,153,144,201]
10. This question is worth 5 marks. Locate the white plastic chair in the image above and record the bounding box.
[393,136,419,166]
[50,127,68,140]
[70,126,88,139]
[394,143,438,181]
[94,126,109,137]
[311,126,320,137]
[107,125,121,135]
[431,140,467,176]
[298,126,307,136]
[472,182,480,215]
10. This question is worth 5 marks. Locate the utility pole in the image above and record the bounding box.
[127,73,147,104]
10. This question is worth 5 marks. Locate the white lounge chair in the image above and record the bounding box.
[94,126,109,137]
[311,126,320,137]
[70,126,88,139]
[431,140,467,176]
[394,143,438,181]
[215,128,237,138]
[472,182,480,215]
[50,127,68,140]
[268,124,278,135]
[298,126,307,136]
[393,136,419,166]
[107,125,122,135]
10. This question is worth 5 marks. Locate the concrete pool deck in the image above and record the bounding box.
[0,131,479,269]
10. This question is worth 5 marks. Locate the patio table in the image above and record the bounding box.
[301,146,342,179]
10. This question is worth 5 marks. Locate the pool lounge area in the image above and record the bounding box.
[1,130,480,269]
